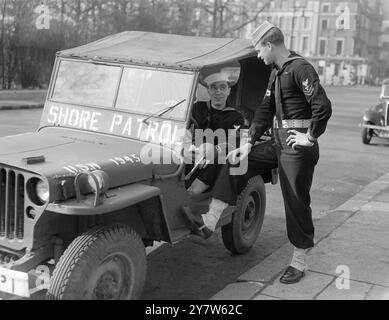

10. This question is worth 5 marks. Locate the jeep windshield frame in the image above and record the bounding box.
[49,58,196,122]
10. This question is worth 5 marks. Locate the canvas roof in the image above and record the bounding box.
[58,31,256,70]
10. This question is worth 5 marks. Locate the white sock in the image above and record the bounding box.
[290,247,309,272]
[203,198,229,232]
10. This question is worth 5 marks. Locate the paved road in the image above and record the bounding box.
[0,86,388,300]
[0,109,42,137]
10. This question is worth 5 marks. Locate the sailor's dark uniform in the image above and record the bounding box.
[211,52,332,249]
[188,101,245,188]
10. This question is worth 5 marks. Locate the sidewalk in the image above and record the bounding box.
[0,100,44,110]
[0,90,46,110]
[211,171,389,300]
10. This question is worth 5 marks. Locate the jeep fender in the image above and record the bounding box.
[46,183,172,243]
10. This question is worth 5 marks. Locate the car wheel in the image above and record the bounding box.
[47,224,146,300]
[221,176,266,255]
[362,121,373,144]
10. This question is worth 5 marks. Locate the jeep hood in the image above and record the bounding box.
[0,127,181,187]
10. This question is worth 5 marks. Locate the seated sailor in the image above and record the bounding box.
[183,70,245,238]
[186,70,244,193]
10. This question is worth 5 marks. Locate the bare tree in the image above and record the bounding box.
[1,0,7,88]
[199,0,272,38]
[220,0,273,37]
[0,0,278,88]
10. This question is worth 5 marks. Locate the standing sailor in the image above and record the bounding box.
[207,21,332,284]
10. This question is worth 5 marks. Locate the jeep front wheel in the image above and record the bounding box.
[221,176,266,255]
[47,224,146,300]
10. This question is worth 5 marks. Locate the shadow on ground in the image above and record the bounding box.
[141,216,288,300]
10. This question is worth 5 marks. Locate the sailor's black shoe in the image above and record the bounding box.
[182,206,214,240]
[279,266,305,284]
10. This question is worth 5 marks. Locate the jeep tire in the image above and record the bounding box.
[221,176,266,255]
[47,224,146,300]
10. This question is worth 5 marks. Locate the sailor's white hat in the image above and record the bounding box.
[251,21,277,47]
[199,61,241,87]
[203,72,231,86]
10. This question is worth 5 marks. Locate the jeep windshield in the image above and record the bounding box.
[51,59,194,121]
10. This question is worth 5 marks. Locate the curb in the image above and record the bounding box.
[211,171,389,300]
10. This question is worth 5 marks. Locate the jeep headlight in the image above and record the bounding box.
[36,180,50,203]
[27,178,49,206]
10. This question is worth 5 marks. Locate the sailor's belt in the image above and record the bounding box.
[274,119,312,129]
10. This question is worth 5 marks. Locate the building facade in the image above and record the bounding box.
[240,0,383,86]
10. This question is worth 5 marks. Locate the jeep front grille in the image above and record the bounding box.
[0,168,25,240]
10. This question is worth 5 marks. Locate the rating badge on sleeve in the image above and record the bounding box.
[302,79,314,96]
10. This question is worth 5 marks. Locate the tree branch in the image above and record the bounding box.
[220,0,273,37]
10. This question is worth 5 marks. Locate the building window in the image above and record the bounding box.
[303,16,311,29]
[336,38,344,55]
[302,36,309,53]
[281,0,289,8]
[291,36,297,50]
[322,3,330,13]
[292,17,298,29]
[319,38,327,55]
[337,18,345,30]
[295,0,306,7]
[321,19,329,30]
[279,16,285,29]
[267,16,272,22]
[334,63,340,76]
[350,39,355,55]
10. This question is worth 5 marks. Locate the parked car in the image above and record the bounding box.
[361,78,389,144]
[0,31,275,300]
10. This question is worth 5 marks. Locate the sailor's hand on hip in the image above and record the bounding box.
[286,130,314,149]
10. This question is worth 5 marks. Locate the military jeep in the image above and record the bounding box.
[0,31,274,300]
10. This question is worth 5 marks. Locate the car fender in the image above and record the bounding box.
[362,110,382,124]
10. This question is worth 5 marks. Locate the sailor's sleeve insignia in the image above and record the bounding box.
[302,78,314,96]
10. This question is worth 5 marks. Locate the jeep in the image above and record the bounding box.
[0,31,275,300]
